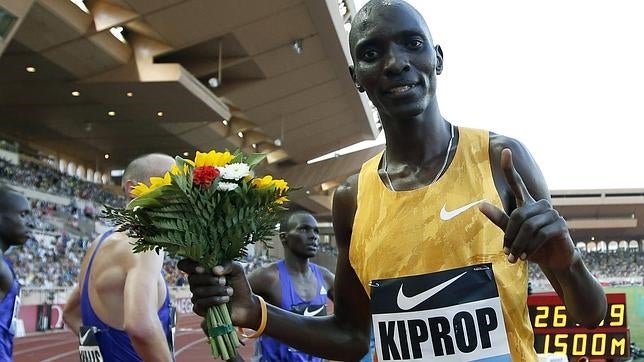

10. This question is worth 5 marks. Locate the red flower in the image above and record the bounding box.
[193,166,220,187]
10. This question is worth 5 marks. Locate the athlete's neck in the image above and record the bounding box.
[283,254,311,275]
[381,99,449,166]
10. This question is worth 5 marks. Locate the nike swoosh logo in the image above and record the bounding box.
[397,272,467,311]
[439,200,485,221]
[79,329,91,345]
[303,305,325,317]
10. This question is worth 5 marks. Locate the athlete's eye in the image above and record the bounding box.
[407,38,424,50]
[361,49,380,61]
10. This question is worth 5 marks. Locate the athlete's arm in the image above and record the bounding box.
[482,135,607,327]
[179,175,371,361]
[321,267,335,302]
[123,248,173,362]
[63,286,82,336]
[0,260,13,301]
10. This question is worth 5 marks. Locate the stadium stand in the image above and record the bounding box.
[0,158,125,208]
[529,250,644,292]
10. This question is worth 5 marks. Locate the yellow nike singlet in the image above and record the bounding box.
[349,127,537,361]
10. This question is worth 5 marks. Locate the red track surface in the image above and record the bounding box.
[14,313,255,361]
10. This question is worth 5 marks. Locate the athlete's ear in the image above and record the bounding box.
[123,180,136,199]
[349,65,364,92]
[279,232,287,243]
[434,44,444,75]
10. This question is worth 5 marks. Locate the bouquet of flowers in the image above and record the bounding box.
[103,149,291,360]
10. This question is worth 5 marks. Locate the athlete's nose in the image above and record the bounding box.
[384,45,411,76]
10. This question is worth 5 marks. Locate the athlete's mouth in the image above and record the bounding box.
[22,230,32,241]
[384,83,418,95]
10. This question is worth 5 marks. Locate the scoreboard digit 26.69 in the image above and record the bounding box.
[527,292,629,359]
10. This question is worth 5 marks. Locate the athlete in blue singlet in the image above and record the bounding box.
[0,184,31,360]
[256,260,328,361]
[64,154,176,362]
[76,229,173,361]
[247,211,335,362]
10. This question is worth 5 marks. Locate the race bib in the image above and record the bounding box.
[370,264,511,361]
[78,326,104,362]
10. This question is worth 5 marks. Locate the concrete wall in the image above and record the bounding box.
[0,0,35,56]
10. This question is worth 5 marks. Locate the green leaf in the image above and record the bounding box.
[244,153,267,169]
[127,188,167,209]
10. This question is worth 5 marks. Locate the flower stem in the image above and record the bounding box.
[215,305,234,355]
[221,304,241,347]
[207,308,219,358]
[210,306,229,360]
[205,303,239,360]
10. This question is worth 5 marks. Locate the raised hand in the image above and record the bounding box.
[177,259,261,330]
[479,148,576,269]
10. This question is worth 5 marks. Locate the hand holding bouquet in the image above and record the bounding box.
[103,149,291,360]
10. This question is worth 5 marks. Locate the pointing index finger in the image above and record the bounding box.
[479,201,509,230]
[501,148,534,207]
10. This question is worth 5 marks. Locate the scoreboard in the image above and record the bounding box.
[528,292,629,359]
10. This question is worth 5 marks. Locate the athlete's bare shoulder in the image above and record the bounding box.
[334,173,358,215]
[332,174,359,248]
[105,232,138,259]
[488,132,530,160]
[488,131,550,211]
[250,261,280,282]
[0,258,13,297]
[247,261,280,296]
[85,231,145,271]
[336,174,359,196]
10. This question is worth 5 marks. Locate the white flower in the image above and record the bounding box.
[217,181,239,192]
[219,163,251,181]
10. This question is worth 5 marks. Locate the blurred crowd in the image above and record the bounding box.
[0,158,125,207]
[583,249,644,279]
[5,234,88,288]
[529,249,644,291]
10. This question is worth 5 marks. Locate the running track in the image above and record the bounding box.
[14,313,255,361]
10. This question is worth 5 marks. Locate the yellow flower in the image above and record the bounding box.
[150,172,172,187]
[275,196,289,205]
[194,150,234,167]
[251,175,273,188]
[271,179,289,192]
[170,163,190,176]
[130,182,151,197]
[130,172,171,197]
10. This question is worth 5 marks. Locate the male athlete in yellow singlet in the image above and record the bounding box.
[179,1,607,361]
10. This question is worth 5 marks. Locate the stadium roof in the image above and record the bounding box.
[0,0,380,215]
[553,189,644,244]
